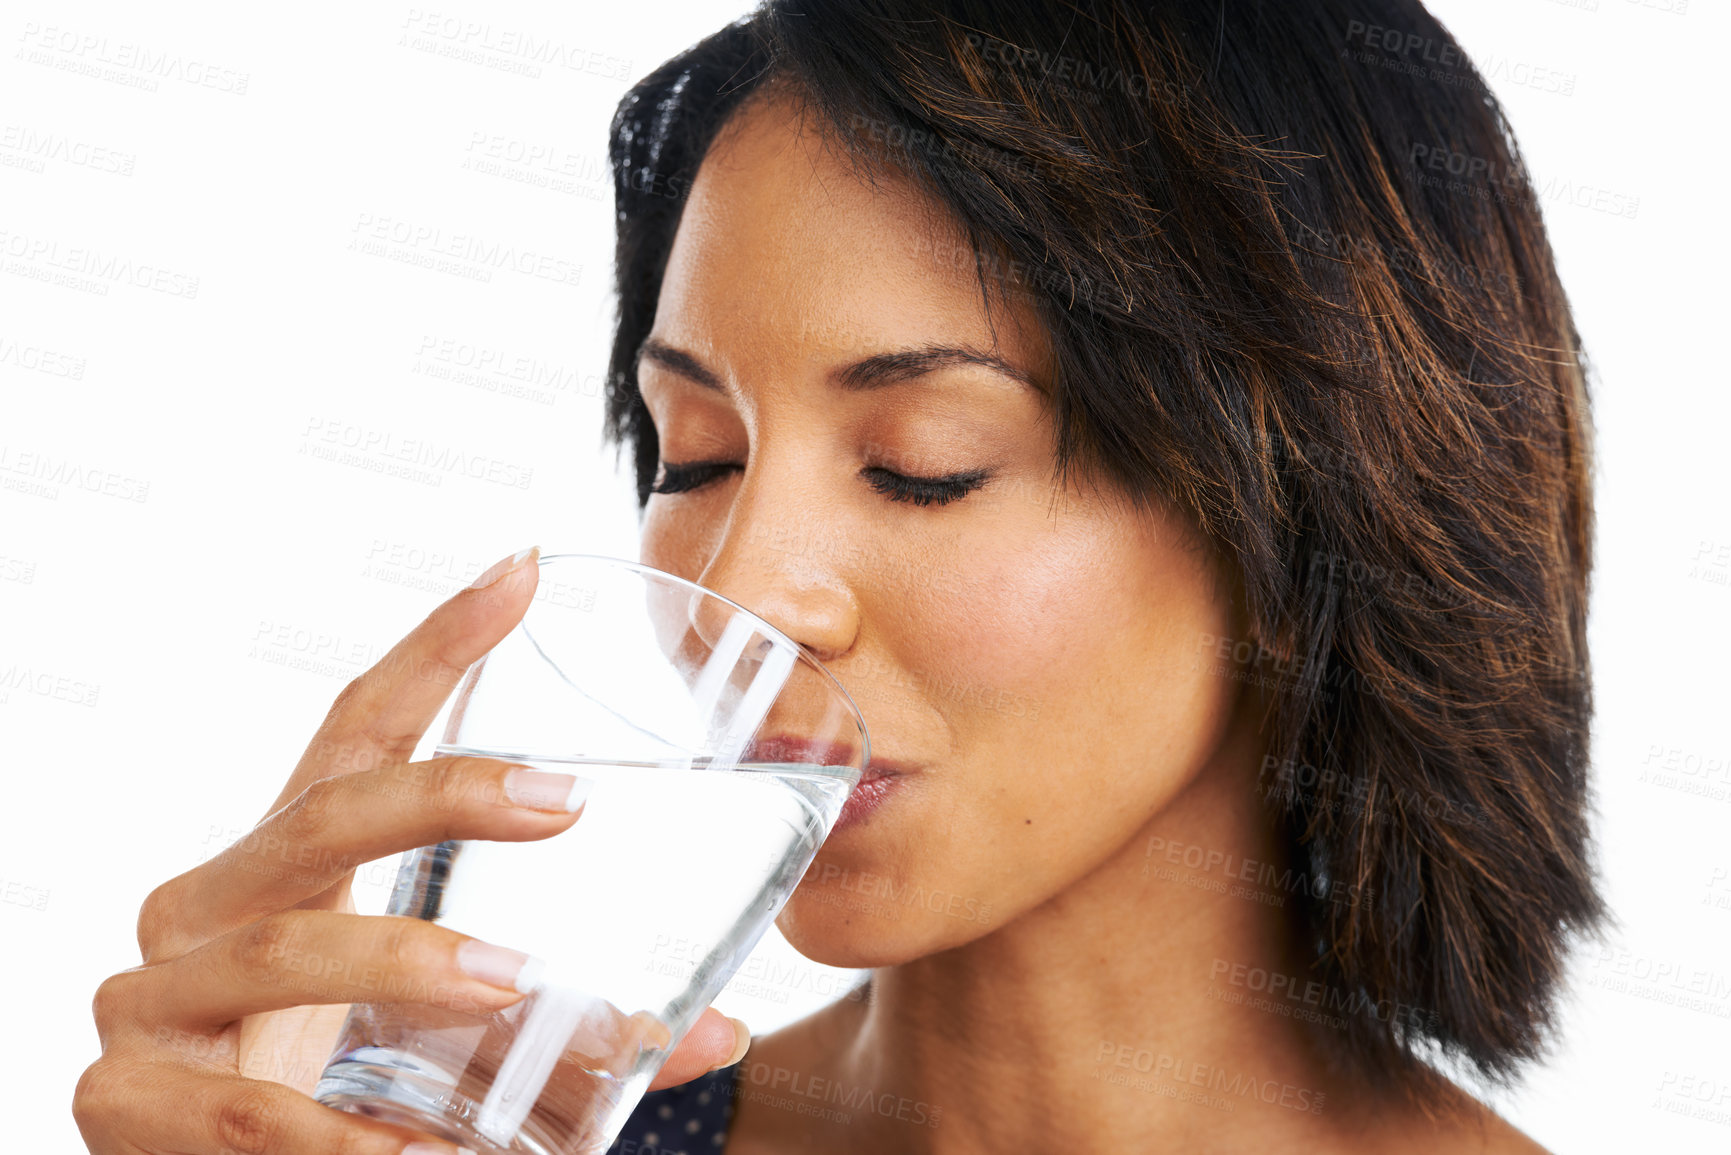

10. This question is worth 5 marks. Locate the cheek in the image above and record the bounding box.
[911,502,1239,816]
[784,502,1243,965]
[910,504,1229,717]
[639,500,721,584]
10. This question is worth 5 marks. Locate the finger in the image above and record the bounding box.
[271,545,542,817]
[136,911,748,1080]
[649,1007,751,1091]
[74,1058,454,1155]
[144,754,589,957]
[125,910,541,1030]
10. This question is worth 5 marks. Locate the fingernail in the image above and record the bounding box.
[402,1144,478,1155]
[719,1016,750,1068]
[456,938,546,994]
[467,546,538,590]
[503,768,593,813]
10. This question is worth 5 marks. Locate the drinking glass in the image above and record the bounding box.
[314,553,869,1153]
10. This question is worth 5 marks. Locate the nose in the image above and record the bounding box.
[681,524,864,771]
[687,505,858,667]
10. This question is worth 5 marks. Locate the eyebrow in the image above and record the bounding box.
[635,336,1040,395]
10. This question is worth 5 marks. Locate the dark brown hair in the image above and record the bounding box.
[602,0,1600,1100]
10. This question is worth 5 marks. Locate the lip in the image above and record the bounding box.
[829,768,904,833]
[829,756,920,832]
[742,733,910,833]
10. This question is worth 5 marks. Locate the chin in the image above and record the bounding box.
[774,874,992,969]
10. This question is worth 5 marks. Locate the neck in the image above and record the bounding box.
[738,714,1393,1153]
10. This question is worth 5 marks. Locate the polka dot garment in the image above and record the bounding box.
[606,1060,742,1154]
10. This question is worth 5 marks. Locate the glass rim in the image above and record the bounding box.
[534,552,871,770]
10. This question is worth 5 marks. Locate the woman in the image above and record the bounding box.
[74,0,1599,1152]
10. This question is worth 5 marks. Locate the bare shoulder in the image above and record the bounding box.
[1323,1073,1553,1155]
[1388,1086,1554,1155]
[1454,1106,1552,1155]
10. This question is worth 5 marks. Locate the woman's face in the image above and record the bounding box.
[638,88,1247,967]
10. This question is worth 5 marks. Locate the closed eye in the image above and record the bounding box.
[648,460,740,496]
[860,465,990,507]
[648,460,991,507]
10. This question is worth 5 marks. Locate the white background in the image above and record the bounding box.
[1,1,1726,1150]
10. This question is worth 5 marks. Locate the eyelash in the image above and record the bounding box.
[649,461,991,507]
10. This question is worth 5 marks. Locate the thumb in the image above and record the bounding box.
[649,1008,750,1091]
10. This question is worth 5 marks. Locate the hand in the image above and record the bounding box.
[73,547,752,1154]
